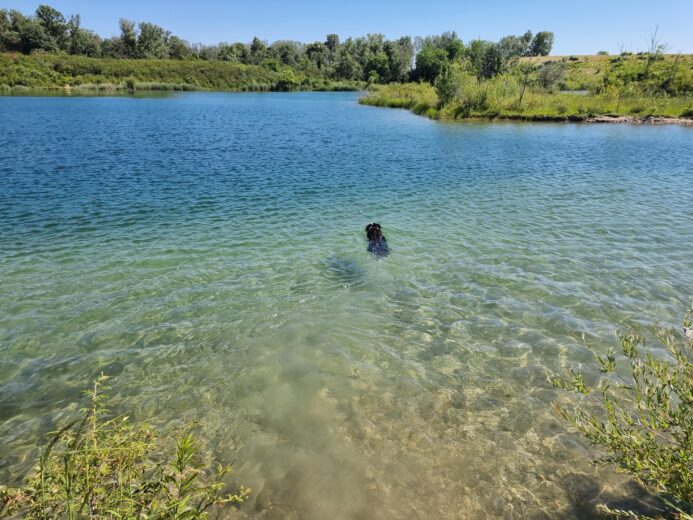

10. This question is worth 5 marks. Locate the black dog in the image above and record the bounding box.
[365,223,389,257]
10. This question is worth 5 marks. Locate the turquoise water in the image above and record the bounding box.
[1,92,692,519]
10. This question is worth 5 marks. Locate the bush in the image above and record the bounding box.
[551,310,693,519]
[412,101,432,114]
[0,376,249,519]
[537,61,566,91]
[434,63,462,108]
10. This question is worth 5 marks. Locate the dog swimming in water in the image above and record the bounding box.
[365,222,389,257]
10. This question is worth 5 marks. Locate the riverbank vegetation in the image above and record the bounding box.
[0,376,249,519]
[0,3,416,91]
[0,52,363,92]
[1,4,554,92]
[360,75,693,122]
[360,36,693,122]
[2,3,692,121]
[552,311,693,519]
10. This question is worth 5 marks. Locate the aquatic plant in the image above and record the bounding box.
[551,310,693,519]
[0,375,249,519]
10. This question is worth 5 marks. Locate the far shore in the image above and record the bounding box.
[3,86,691,126]
[359,82,693,127]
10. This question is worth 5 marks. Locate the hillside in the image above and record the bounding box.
[521,53,693,91]
[0,53,362,92]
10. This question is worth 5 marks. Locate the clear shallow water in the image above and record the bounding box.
[1,92,692,519]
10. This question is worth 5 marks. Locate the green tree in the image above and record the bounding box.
[325,33,339,53]
[332,48,362,80]
[19,18,55,53]
[137,22,170,59]
[249,36,267,65]
[416,31,464,61]
[365,50,389,84]
[67,15,101,57]
[439,31,464,61]
[118,18,137,58]
[498,34,525,63]
[305,41,328,69]
[414,46,449,83]
[216,42,250,63]
[529,31,554,56]
[0,9,24,52]
[100,36,121,58]
[537,60,565,90]
[466,39,503,82]
[35,4,67,50]
[168,35,192,59]
[384,36,414,82]
[434,62,463,107]
[269,40,301,67]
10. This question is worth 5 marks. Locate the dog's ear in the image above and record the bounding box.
[365,223,373,232]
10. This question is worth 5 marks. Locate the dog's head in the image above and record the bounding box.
[365,223,383,242]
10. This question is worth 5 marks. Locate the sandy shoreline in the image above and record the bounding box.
[585,115,693,125]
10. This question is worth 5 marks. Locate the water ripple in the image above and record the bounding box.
[1,92,692,519]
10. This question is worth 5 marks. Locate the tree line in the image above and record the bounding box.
[0,4,553,84]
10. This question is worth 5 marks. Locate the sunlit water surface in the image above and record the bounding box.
[1,92,692,519]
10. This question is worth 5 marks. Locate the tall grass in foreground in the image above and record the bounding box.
[551,310,693,519]
[360,80,693,121]
[0,375,249,519]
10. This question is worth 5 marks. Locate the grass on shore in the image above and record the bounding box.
[360,81,693,122]
[522,53,693,91]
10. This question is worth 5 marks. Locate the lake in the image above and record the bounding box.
[1,91,691,519]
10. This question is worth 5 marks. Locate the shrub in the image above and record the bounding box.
[0,375,249,519]
[551,310,693,519]
[537,61,566,91]
[434,64,461,108]
[681,108,693,118]
[425,107,439,119]
[412,101,431,114]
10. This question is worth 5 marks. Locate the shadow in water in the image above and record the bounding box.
[559,473,670,519]
[320,255,368,289]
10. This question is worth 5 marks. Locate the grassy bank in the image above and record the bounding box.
[360,52,693,123]
[0,53,363,92]
[525,53,693,91]
[360,81,693,122]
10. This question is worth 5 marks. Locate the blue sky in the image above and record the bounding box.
[5,0,693,55]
